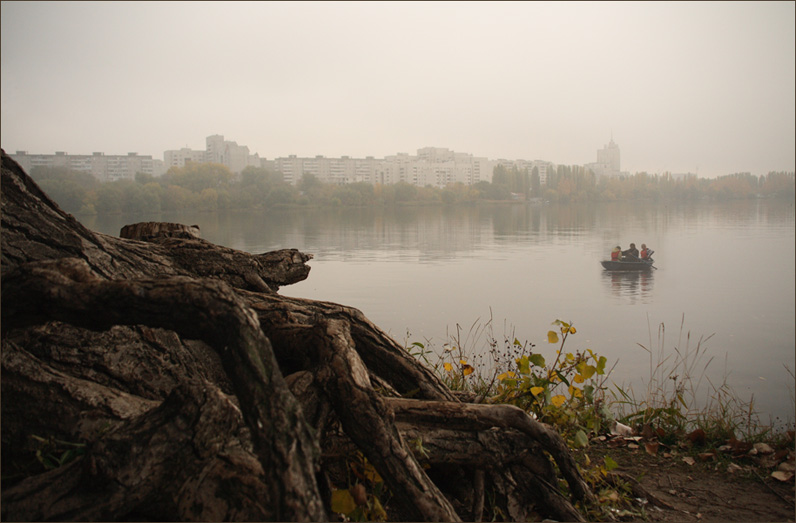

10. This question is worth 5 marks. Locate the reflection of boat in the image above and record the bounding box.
[600,259,655,271]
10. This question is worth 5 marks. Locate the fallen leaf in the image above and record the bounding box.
[627,443,639,450]
[682,456,696,466]
[697,452,716,462]
[727,463,743,474]
[645,441,659,456]
[777,460,796,473]
[753,442,774,455]
[771,470,795,482]
[641,424,655,440]
[729,438,752,455]
[687,428,706,445]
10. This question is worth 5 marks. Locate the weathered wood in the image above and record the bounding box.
[248,294,458,401]
[387,397,594,502]
[312,318,461,522]
[2,381,273,521]
[1,257,326,521]
[120,221,201,240]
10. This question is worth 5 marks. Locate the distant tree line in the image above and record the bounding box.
[28,162,796,215]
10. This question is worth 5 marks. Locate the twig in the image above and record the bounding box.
[752,469,791,505]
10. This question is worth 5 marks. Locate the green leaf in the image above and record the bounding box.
[516,355,530,375]
[513,338,522,346]
[547,330,559,344]
[411,341,424,349]
[575,361,596,380]
[573,430,589,448]
[528,353,546,368]
[596,356,607,374]
[604,456,619,471]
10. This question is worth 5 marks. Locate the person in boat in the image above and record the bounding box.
[640,243,652,260]
[611,246,622,261]
[622,243,640,261]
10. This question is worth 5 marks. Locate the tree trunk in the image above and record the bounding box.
[1,149,591,521]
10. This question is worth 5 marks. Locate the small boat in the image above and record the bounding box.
[600,259,655,271]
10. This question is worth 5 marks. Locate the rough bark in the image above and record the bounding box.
[1,149,591,522]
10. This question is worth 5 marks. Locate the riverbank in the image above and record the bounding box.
[581,435,795,522]
[413,321,795,521]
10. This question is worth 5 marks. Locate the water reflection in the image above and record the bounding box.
[601,269,655,303]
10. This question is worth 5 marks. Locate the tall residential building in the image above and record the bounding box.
[10,150,155,182]
[205,134,261,175]
[587,137,621,177]
[163,135,261,175]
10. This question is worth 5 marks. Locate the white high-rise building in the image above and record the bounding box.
[204,134,260,174]
[587,137,621,177]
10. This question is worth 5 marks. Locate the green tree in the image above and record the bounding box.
[393,181,417,202]
[95,184,123,214]
[163,163,232,193]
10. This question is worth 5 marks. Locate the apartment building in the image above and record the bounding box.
[274,147,496,188]
[586,137,621,177]
[205,134,261,174]
[163,135,261,175]
[10,150,158,182]
[164,147,206,169]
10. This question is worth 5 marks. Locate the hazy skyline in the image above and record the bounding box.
[2,1,794,178]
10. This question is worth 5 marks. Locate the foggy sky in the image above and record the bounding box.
[2,1,794,178]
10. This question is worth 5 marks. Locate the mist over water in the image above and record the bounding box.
[82,199,796,425]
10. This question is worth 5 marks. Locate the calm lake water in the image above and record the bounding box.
[81,200,796,426]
